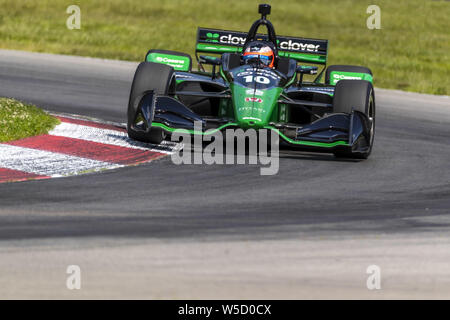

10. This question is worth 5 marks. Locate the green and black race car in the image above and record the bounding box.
[127,4,375,159]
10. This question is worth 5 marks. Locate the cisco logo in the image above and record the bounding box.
[156,56,185,65]
[333,74,362,80]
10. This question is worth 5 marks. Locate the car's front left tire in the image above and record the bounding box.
[127,62,174,144]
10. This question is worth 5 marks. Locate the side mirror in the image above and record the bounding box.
[297,65,318,86]
[199,55,221,80]
[199,55,221,66]
[296,65,318,75]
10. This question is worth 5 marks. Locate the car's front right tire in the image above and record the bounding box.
[332,79,376,159]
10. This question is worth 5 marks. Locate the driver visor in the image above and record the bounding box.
[243,54,271,65]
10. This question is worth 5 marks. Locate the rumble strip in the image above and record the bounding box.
[0,115,179,183]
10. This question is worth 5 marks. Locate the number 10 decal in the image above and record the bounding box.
[244,75,270,84]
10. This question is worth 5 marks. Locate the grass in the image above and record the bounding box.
[0,0,448,95]
[0,98,60,142]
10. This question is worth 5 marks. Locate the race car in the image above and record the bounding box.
[127,4,375,159]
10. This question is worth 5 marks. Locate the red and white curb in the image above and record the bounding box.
[0,115,179,183]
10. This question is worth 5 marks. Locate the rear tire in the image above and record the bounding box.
[127,62,174,144]
[332,80,375,159]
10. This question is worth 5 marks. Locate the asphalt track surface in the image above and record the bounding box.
[0,50,449,299]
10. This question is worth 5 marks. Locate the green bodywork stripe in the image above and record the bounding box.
[151,122,238,135]
[263,126,348,148]
[219,66,227,80]
[285,74,297,87]
[196,43,241,53]
[279,51,326,64]
[151,122,348,148]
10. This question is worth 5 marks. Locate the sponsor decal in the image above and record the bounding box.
[245,97,263,103]
[147,53,189,71]
[279,40,320,52]
[300,86,334,96]
[245,89,264,96]
[238,106,266,113]
[176,74,193,79]
[219,34,247,45]
[330,71,373,85]
[155,56,185,65]
[206,32,220,43]
[237,68,279,80]
[301,86,335,92]
[333,74,362,81]
[206,32,321,53]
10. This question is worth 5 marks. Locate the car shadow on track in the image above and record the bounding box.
[278,151,361,163]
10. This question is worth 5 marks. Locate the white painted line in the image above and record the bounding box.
[0,144,122,177]
[49,122,180,154]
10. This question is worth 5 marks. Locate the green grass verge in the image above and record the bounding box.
[0,0,448,95]
[0,98,60,142]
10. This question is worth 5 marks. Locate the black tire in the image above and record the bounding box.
[332,79,375,159]
[326,65,372,85]
[127,62,174,144]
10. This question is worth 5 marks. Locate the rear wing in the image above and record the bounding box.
[196,27,328,65]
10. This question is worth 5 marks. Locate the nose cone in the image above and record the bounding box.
[231,85,281,129]
[241,116,264,129]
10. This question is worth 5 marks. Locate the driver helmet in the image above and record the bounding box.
[242,41,275,68]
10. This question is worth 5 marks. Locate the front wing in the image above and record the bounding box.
[132,91,372,155]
